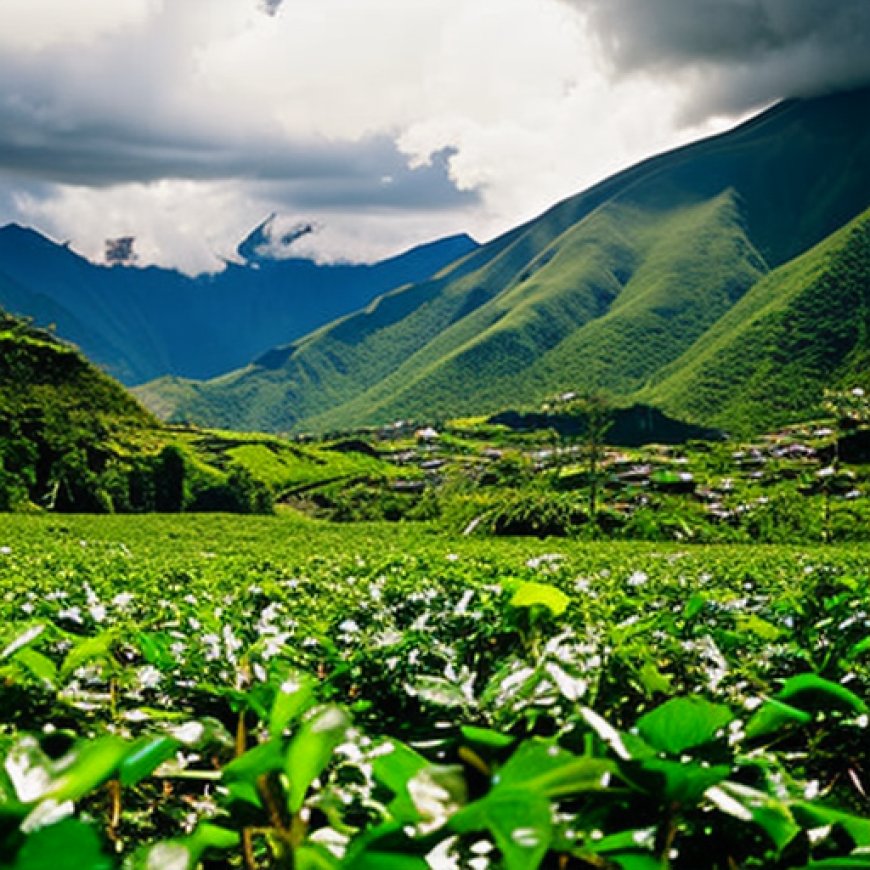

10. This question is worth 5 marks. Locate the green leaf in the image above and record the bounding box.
[460,725,516,750]
[705,782,800,851]
[45,737,129,803]
[637,661,673,696]
[286,705,350,813]
[683,595,706,621]
[736,614,783,641]
[10,648,57,687]
[791,801,870,847]
[119,736,180,786]
[848,636,870,659]
[621,758,730,805]
[269,671,315,736]
[343,822,432,870]
[494,739,614,798]
[60,632,115,678]
[775,674,869,715]
[370,740,429,823]
[744,698,813,739]
[223,739,285,783]
[0,623,47,661]
[296,843,342,869]
[637,696,734,755]
[185,822,240,856]
[452,787,552,870]
[10,819,112,870]
[509,581,570,617]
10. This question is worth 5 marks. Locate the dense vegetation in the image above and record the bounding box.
[136,88,870,435]
[0,312,394,514]
[0,516,868,867]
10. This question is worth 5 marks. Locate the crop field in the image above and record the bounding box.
[0,514,869,868]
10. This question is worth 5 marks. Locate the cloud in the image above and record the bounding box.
[564,0,870,118]
[0,0,765,272]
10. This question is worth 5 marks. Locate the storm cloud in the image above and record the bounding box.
[4,0,863,273]
[568,0,870,117]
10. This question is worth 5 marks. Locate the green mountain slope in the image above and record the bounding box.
[138,88,870,433]
[642,207,870,433]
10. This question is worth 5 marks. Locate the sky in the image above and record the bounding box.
[1,0,868,275]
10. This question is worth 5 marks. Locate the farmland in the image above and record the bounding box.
[0,514,868,868]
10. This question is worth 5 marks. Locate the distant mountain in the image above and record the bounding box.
[643,206,870,432]
[0,224,477,384]
[138,87,870,434]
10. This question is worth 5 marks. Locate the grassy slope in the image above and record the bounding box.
[0,313,156,438]
[138,88,870,434]
[642,207,870,433]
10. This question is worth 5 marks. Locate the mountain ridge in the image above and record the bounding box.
[136,87,870,434]
[0,222,478,384]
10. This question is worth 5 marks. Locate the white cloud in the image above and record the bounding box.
[0,0,754,272]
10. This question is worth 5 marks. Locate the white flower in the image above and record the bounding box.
[112,592,134,609]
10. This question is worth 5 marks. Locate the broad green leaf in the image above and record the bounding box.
[736,614,783,641]
[60,632,115,678]
[800,858,870,868]
[452,787,552,870]
[10,648,57,686]
[286,705,350,813]
[509,581,570,617]
[637,696,734,755]
[269,671,315,736]
[622,758,730,805]
[185,822,240,856]
[791,801,870,847]
[744,698,813,739]
[494,739,614,798]
[706,782,800,851]
[222,739,285,783]
[848,636,870,659]
[775,674,869,715]
[10,819,112,870]
[45,737,129,803]
[612,857,668,870]
[371,739,429,823]
[119,736,180,786]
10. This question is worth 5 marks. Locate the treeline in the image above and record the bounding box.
[0,434,273,514]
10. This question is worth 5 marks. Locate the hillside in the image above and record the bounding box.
[0,310,156,509]
[138,87,870,434]
[643,207,870,432]
[0,309,396,512]
[0,225,477,384]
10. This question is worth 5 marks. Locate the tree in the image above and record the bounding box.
[544,391,613,531]
[153,445,186,512]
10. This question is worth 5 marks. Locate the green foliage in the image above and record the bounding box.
[0,515,869,866]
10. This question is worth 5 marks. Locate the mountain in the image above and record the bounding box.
[138,87,870,434]
[0,225,477,384]
[642,206,870,432]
